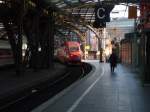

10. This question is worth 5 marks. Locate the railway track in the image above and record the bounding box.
[0,62,92,112]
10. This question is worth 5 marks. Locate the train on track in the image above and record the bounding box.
[56,41,83,65]
[0,40,83,67]
[0,40,14,67]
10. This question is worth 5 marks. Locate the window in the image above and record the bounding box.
[69,46,79,52]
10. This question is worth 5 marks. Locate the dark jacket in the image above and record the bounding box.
[109,53,117,67]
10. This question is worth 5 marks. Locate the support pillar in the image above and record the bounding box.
[99,28,103,62]
[15,0,25,75]
[48,8,54,68]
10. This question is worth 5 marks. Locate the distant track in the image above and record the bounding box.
[0,62,92,112]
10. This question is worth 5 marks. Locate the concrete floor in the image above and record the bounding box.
[32,61,150,112]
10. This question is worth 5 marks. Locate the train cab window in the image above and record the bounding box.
[69,47,79,52]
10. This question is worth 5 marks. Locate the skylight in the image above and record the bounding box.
[110,5,140,20]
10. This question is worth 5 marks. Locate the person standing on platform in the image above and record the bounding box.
[109,49,117,72]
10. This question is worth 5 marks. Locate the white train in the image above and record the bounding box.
[0,40,14,66]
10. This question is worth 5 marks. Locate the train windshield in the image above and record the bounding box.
[69,46,79,52]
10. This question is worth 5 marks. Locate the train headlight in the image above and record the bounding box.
[66,55,69,58]
[70,54,73,57]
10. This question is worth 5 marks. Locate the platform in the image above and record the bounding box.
[32,60,150,112]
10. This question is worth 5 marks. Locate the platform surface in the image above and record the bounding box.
[32,60,150,112]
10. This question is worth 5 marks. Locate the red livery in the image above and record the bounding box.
[56,41,82,65]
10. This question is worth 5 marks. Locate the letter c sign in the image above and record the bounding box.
[97,7,105,19]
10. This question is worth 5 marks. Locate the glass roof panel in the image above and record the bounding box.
[44,0,138,8]
[65,0,79,3]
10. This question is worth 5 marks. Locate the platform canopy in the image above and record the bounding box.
[0,0,140,41]
[47,1,139,29]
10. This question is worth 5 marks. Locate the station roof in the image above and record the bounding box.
[0,0,139,41]
[47,0,139,39]
[45,0,138,23]
[46,0,138,8]
[0,0,139,26]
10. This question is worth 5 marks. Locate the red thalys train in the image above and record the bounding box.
[56,41,82,65]
[0,40,14,67]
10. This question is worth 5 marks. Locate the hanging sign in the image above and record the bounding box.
[97,7,106,19]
